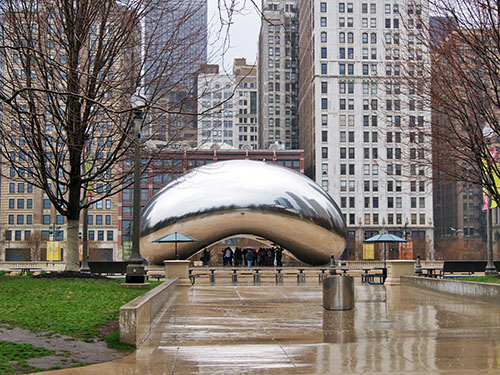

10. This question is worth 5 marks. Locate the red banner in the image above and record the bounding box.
[399,241,413,260]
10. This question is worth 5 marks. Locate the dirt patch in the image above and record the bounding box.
[0,325,132,372]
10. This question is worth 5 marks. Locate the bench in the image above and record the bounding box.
[147,273,165,281]
[88,261,128,275]
[441,261,500,277]
[363,268,387,285]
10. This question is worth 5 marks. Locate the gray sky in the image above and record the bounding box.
[207,0,261,72]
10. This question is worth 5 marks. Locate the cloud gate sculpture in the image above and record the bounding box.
[140,160,347,265]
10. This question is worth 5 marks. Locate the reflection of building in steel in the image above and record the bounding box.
[139,160,346,265]
[119,149,305,260]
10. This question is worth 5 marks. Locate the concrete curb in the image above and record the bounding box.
[401,276,500,305]
[119,277,178,346]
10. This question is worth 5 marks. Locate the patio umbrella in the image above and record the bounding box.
[153,232,199,260]
[364,233,407,243]
[364,233,407,267]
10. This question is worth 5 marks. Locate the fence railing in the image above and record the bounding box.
[0,261,65,271]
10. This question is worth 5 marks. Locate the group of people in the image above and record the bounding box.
[223,247,283,268]
[200,246,284,268]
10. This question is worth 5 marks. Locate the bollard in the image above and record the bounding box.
[323,275,354,310]
[209,269,216,285]
[297,269,306,284]
[318,269,327,283]
[253,269,261,285]
[275,268,283,285]
[231,269,238,285]
[414,255,422,276]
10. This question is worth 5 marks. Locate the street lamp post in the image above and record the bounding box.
[482,125,498,276]
[126,91,146,283]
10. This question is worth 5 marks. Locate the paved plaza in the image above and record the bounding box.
[45,281,500,374]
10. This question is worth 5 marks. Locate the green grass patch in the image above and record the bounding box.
[0,340,54,374]
[0,277,160,339]
[455,275,500,284]
[104,330,136,351]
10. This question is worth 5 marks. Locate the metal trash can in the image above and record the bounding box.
[323,275,354,310]
[125,264,146,284]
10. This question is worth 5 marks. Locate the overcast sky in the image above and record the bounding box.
[207,0,261,72]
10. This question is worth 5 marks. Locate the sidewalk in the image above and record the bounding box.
[44,282,500,374]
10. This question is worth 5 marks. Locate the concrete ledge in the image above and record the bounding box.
[401,276,500,305]
[119,277,178,347]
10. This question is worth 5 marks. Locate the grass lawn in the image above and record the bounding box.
[0,276,160,339]
[0,341,55,374]
[455,275,500,284]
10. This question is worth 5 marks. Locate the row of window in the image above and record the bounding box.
[8,183,33,193]
[349,213,427,226]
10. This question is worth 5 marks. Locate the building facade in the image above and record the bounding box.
[197,59,258,149]
[297,0,434,259]
[257,0,299,150]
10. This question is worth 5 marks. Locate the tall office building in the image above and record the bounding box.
[144,0,208,146]
[197,59,258,149]
[297,0,434,258]
[257,0,299,150]
[234,59,259,150]
[144,0,208,94]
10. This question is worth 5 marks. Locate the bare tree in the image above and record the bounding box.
[24,231,44,261]
[405,0,500,204]
[0,0,219,271]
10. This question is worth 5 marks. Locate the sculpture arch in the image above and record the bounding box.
[140,160,347,265]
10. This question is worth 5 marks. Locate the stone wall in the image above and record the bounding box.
[401,276,500,305]
[119,278,178,346]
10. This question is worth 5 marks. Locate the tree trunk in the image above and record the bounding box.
[65,219,80,271]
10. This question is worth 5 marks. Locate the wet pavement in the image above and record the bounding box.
[44,281,500,374]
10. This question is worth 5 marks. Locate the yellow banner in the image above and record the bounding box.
[47,241,62,261]
[363,243,375,260]
[482,146,500,210]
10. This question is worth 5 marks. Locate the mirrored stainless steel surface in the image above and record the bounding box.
[140,160,347,265]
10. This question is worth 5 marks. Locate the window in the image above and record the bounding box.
[321,63,327,74]
[339,3,345,13]
[17,215,24,225]
[43,215,50,225]
[17,199,24,209]
[339,32,345,43]
[107,231,114,241]
[321,32,327,43]
[27,199,32,209]
[320,2,327,12]
[56,215,64,225]
[321,47,327,58]
[321,17,327,27]
[98,230,104,241]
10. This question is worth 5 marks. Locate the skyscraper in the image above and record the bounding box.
[144,0,208,94]
[257,0,299,150]
[297,0,434,259]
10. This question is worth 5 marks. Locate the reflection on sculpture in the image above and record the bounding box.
[140,160,347,265]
